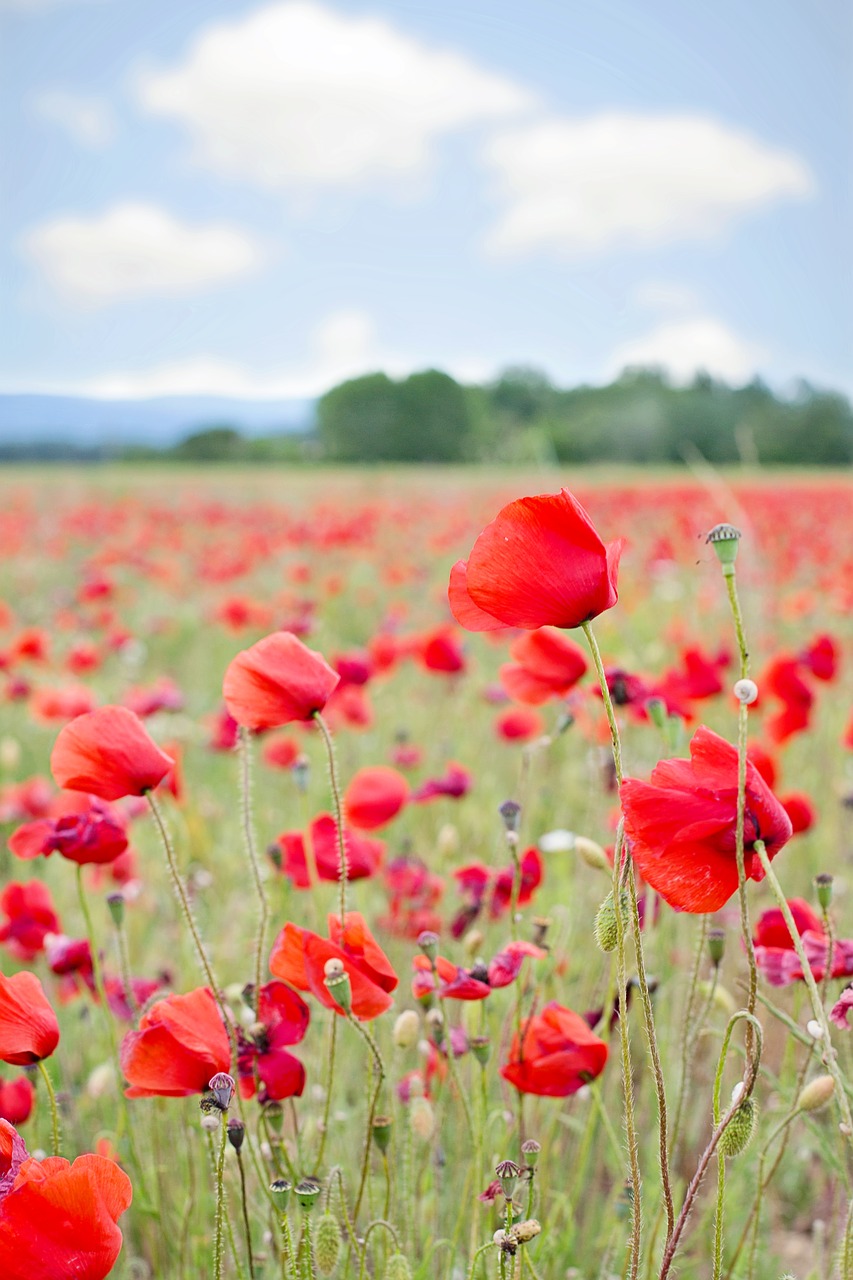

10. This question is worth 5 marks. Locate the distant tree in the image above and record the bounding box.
[171,426,244,462]
[317,370,473,462]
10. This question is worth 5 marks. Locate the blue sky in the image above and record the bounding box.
[2,0,850,400]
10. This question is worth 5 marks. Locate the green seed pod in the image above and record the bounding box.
[383,1253,413,1280]
[594,890,629,953]
[719,1097,758,1158]
[314,1212,341,1276]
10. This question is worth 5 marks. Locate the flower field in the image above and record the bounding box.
[0,465,852,1280]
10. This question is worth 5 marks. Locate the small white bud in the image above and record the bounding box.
[201,1113,220,1132]
[807,1019,823,1040]
[733,679,758,705]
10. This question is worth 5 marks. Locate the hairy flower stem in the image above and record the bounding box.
[213,1119,228,1280]
[235,1147,256,1280]
[583,621,673,1257]
[37,1058,61,1156]
[312,1012,337,1175]
[239,727,270,1007]
[313,712,348,921]
[349,1014,386,1221]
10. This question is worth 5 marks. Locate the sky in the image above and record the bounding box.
[1,0,850,401]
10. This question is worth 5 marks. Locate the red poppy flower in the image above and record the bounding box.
[120,988,230,1098]
[344,767,409,830]
[762,656,813,745]
[0,1078,34,1126]
[411,761,472,803]
[261,733,301,770]
[752,900,853,987]
[451,848,543,936]
[0,972,60,1065]
[0,1128,132,1280]
[237,981,309,1102]
[0,882,60,962]
[780,792,815,835]
[800,634,838,681]
[269,912,398,1021]
[275,814,384,887]
[379,855,444,939]
[30,684,96,725]
[122,677,184,719]
[500,1002,608,1096]
[500,627,588,705]
[449,490,623,631]
[412,955,491,1002]
[51,706,174,802]
[9,794,128,866]
[620,726,793,913]
[495,707,545,742]
[416,627,466,674]
[223,631,340,730]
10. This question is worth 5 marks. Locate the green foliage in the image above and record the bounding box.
[317,369,473,462]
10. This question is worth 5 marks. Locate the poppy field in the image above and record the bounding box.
[1,465,852,1280]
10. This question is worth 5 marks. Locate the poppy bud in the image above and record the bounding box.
[815,874,834,911]
[106,893,125,928]
[594,890,629,953]
[269,1178,292,1210]
[708,928,725,967]
[496,1159,521,1199]
[393,1010,420,1049]
[264,1101,285,1133]
[383,1255,413,1280]
[706,523,742,572]
[295,1179,322,1211]
[797,1075,835,1113]
[646,697,668,730]
[417,931,439,963]
[266,842,283,871]
[719,1096,758,1158]
[372,1115,392,1152]
[314,1212,341,1276]
[410,1096,435,1140]
[227,1118,245,1151]
[462,928,485,958]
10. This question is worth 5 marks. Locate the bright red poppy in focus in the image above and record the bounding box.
[269,912,398,1021]
[0,1120,132,1280]
[449,490,623,631]
[120,988,230,1098]
[620,726,793,913]
[50,706,174,802]
[500,1002,608,1096]
[0,972,60,1065]
[223,631,340,730]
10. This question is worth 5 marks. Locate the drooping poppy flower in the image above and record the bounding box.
[0,972,60,1065]
[237,982,309,1102]
[0,882,61,962]
[0,1077,34,1126]
[500,628,588,705]
[51,706,174,802]
[269,912,398,1021]
[344,767,409,830]
[0,1127,132,1280]
[274,813,384,887]
[620,726,793,913]
[9,794,128,866]
[752,900,853,987]
[500,1002,608,1096]
[449,490,623,631]
[44,935,96,1003]
[120,987,230,1098]
[223,631,340,730]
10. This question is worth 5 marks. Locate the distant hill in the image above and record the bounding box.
[0,394,315,448]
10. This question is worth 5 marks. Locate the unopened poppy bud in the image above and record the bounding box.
[269,1178,292,1210]
[815,874,834,911]
[572,836,611,873]
[471,1035,491,1067]
[209,1072,235,1111]
[201,1112,220,1132]
[521,1139,541,1168]
[719,1096,758,1158]
[594,890,629,953]
[372,1115,392,1152]
[462,928,485,958]
[495,1159,521,1199]
[323,968,352,1014]
[106,893,125,927]
[733,679,758,705]
[295,1179,321,1211]
[227,1118,245,1151]
[706,523,742,572]
[417,931,439,962]
[383,1254,413,1280]
[314,1212,341,1276]
[410,1096,435,1140]
[646,697,668,730]
[797,1074,835,1113]
[393,1010,420,1049]
[708,928,725,967]
[499,800,522,834]
[513,1219,542,1244]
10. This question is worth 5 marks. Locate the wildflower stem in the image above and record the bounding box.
[313,712,348,921]
[312,1011,337,1175]
[236,1147,256,1280]
[348,1013,386,1221]
[37,1058,61,1156]
[239,727,270,1007]
[213,1119,228,1280]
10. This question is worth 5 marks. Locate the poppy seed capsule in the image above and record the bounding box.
[706,523,742,571]
[323,969,352,1015]
[708,928,725,967]
[417,931,439,963]
[269,1179,292,1210]
[815,874,834,911]
[393,1010,420,1049]
[372,1115,392,1152]
[295,1179,321,1211]
[520,1139,541,1167]
[797,1075,835,1113]
[106,893,125,928]
[496,1159,521,1199]
[719,1097,758,1158]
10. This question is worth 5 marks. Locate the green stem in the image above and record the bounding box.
[213,1120,228,1280]
[75,864,118,1058]
[313,712,348,922]
[312,1011,337,1175]
[236,1148,256,1280]
[349,1015,386,1221]
[239,727,270,1006]
[37,1058,60,1156]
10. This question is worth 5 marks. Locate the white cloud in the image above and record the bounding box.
[33,90,116,148]
[134,0,533,191]
[22,202,262,304]
[633,280,701,314]
[482,113,813,258]
[607,315,768,384]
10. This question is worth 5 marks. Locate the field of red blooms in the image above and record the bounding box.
[0,466,852,1280]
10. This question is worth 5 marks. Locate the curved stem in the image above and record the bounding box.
[313,712,348,921]
[37,1058,61,1156]
[239,727,270,1005]
[348,1015,386,1222]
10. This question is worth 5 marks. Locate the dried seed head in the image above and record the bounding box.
[512,1219,542,1244]
[208,1072,236,1111]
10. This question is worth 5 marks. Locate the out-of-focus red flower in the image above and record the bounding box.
[207,705,240,752]
[500,1002,608,1096]
[0,778,54,824]
[0,882,60,962]
[0,1079,34,1127]
[753,900,853,987]
[660,646,729,704]
[416,627,466,674]
[746,743,777,791]
[237,981,309,1102]
[30,684,96,725]
[411,761,472,803]
[780,792,816,834]
[261,733,300,770]
[214,595,273,632]
[344,767,409,830]
[0,1122,132,1280]
[380,856,444,939]
[500,628,588,705]
[8,629,49,665]
[274,813,384,887]
[120,988,230,1098]
[449,490,622,631]
[763,656,814,745]
[269,912,398,1021]
[223,631,340,730]
[9,794,128,866]
[620,726,793,913]
[122,678,184,719]
[495,707,544,741]
[333,649,374,686]
[0,972,60,1065]
[51,707,174,802]
[800,634,838,681]
[322,682,374,730]
[452,848,543,936]
[44,935,95,1002]
[412,954,491,1002]
[65,642,101,676]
